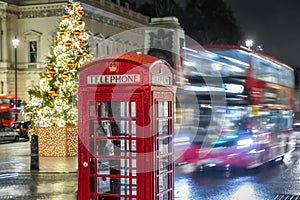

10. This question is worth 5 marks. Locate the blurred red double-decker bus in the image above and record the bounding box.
[0,94,22,126]
[175,45,295,169]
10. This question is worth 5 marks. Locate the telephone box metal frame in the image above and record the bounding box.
[78,52,175,200]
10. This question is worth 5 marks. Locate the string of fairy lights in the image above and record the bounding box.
[37,126,78,157]
[22,0,93,156]
[24,0,93,129]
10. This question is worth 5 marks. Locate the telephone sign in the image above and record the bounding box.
[87,74,140,85]
[78,52,175,200]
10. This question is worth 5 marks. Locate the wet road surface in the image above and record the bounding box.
[175,148,300,200]
[0,140,78,199]
[1,141,300,199]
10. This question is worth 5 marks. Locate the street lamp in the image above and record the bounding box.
[12,37,19,121]
[245,40,253,48]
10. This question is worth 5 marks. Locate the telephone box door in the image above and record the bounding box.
[78,92,143,200]
[153,91,174,200]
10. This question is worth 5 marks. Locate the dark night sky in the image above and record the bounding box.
[225,0,300,68]
[132,0,300,68]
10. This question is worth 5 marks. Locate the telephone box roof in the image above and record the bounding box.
[80,52,163,72]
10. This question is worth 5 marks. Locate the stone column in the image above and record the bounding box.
[1,16,8,62]
[0,2,8,62]
[145,16,185,84]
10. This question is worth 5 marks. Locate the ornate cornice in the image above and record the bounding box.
[4,1,148,30]
[15,3,64,18]
[80,0,149,25]
[84,10,135,30]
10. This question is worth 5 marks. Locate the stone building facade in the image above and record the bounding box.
[0,0,149,105]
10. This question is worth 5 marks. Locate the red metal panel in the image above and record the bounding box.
[78,53,175,200]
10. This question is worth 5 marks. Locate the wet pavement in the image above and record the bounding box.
[174,149,300,200]
[0,141,78,199]
[0,173,78,199]
[1,141,300,199]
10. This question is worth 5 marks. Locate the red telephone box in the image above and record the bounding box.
[78,52,175,200]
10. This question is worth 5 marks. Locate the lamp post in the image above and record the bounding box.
[12,37,19,121]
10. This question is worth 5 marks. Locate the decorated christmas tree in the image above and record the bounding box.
[24,0,93,129]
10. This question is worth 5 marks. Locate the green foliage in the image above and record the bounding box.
[23,1,93,128]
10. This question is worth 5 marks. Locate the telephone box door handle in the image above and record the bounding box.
[83,162,88,168]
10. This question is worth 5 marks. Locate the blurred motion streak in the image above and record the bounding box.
[174,45,296,170]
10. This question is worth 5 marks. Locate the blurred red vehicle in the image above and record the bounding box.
[174,45,295,169]
[0,94,22,127]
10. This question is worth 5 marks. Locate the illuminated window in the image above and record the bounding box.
[29,41,37,63]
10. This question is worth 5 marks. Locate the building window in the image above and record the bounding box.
[29,41,37,63]
[96,43,99,57]
[0,81,3,93]
[106,45,110,54]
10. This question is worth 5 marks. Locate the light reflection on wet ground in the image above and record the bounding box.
[0,173,78,199]
[0,141,78,199]
[0,141,300,199]
[175,148,300,200]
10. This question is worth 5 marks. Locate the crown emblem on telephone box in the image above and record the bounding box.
[108,62,118,73]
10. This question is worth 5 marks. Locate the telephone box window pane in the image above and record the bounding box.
[97,176,111,194]
[89,120,94,136]
[97,102,109,118]
[120,178,130,195]
[113,120,129,136]
[90,176,95,193]
[120,140,136,157]
[132,159,136,176]
[96,139,114,156]
[90,158,96,174]
[97,159,110,175]
[97,120,112,136]
[96,139,135,157]
[120,159,130,176]
[89,101,94,117]
[97,177,137,195]
[131,121,136,137]
[89,140,94,155]
[97,101,129,118]
[120,140,129,151]
[158,138,170,155]
[157,101,169,117]
[97,158,136,176]
[97,177,118,194]
[159,173,169,192]
[131,102,136,117]
[158,155,170,173]
[159,192,169,200]
[158,120,169,135]
[132,140,136,152]
[97,120,130,137]
[111,101,128,117]
[97,159,111,194]
[121,178,137,195]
